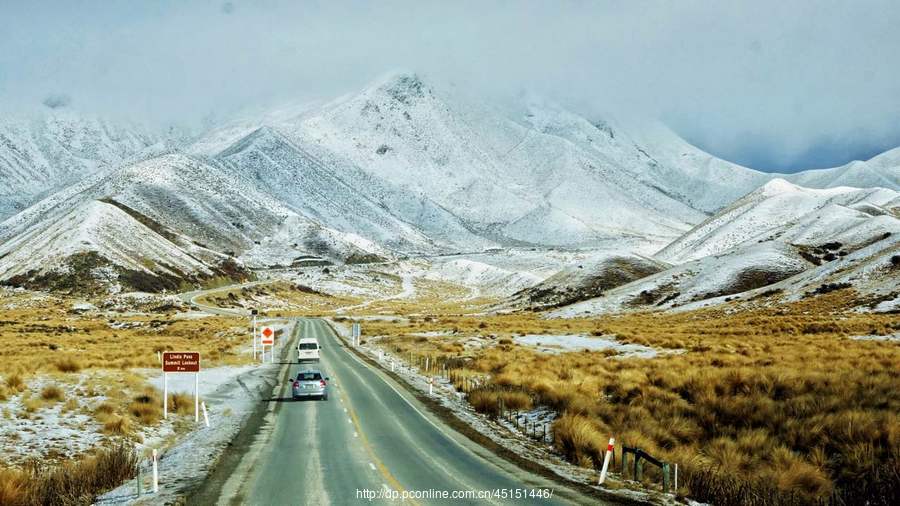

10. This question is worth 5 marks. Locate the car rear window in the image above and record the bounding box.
[299,343,318,350]
[297,372,322,381]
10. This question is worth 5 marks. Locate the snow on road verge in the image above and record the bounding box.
[96,359,285,504]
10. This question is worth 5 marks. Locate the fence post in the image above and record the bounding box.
[136,459,142,496]
[662,462,670,493]
[621,448,629,474]
[634,449,643,481]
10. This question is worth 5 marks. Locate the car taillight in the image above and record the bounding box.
[293,381,299,388]
[320,380,327,387]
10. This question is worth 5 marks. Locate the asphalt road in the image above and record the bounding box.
[202,318,598,505]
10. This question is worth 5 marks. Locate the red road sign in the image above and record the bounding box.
[260,326,275,345]
[163,352,201,373]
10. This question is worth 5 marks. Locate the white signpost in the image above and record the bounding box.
[162,352,201,422]
[251,309,259,361]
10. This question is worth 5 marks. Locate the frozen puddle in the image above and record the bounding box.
[515,334,671,358]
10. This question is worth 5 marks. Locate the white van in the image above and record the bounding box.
[297,338,320,362]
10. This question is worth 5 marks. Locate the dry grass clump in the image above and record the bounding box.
[5,374,25,391]
[101,415,132,435]
[169,392,194,415]
[553,413,609,468]
[39,385,64,402]
[128,390,162,425]
[0,444,138,505]
[468,387,533,417]
[54,357,82,373]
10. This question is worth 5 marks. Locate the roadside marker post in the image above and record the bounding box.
[428,377,433,396]
[152,449,159,493]
[201,401,210,427]
[599,437,615,484]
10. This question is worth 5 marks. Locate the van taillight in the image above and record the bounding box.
[320,380,327,387]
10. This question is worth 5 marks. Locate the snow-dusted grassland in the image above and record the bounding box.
[0,287,256,469]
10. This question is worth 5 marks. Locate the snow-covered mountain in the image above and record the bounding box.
[1,72,899,294]
[549,180,900,315]
[0,110,161,219]
[0,154,387,291]
[657,179,899,263]
[214,125,489,253]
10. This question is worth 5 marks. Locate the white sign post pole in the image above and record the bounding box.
[599,437,615,484]
[252,314,257,361]
[194,372,199,423]
[163,372,168,420]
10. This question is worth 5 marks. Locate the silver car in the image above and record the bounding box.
[292,370,329,400]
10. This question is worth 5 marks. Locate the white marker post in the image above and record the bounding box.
[201,401,210,428]
[674,463,678,492]
[599,437,615,484]
[152,449,159,493]
[428,377,433,396]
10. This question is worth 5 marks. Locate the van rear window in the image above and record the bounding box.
[299,343,318,350]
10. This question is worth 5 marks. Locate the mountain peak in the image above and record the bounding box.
[362,71,432,105]
[756,178,802,196]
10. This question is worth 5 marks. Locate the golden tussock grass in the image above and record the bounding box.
[0,444,138,506]
[366,290,900,503]
[39,385,64,402]
[0,289,254,383]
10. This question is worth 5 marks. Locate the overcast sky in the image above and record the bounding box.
[2,0,898,172]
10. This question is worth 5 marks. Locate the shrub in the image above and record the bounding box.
[5,374,24,391]
[40,385,64,402]
[54,358,82,373]
[0,444,138,505]
[468,388,533,417]
[102,415,131,435]
[552,413,607,468]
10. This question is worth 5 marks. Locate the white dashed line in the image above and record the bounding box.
[369,463,377,471]
[353,431,359,438]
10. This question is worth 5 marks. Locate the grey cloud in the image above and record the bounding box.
[1,0,898,172]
